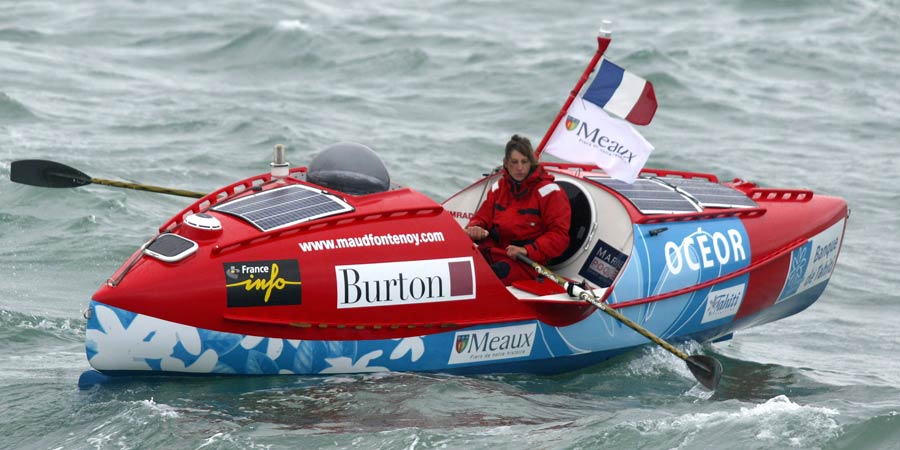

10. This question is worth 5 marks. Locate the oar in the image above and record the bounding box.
[9,159,205,198]
[515,254,723,390]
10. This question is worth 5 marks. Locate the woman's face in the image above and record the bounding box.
[505,150,531,182]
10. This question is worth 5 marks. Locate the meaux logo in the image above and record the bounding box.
[448,323,537,365]
[565,115,637,163]
[223,259,302,307]
[335,257,476,309]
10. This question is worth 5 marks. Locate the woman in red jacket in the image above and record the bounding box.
[466,135,571,285]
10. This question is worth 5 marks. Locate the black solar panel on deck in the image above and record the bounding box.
[588,177,700,214]
[656,177,758,209]
[213,184,353,231]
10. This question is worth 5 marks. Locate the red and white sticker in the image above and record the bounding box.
[335,257,476,309]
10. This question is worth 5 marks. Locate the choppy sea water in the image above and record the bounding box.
[2,1,899,449]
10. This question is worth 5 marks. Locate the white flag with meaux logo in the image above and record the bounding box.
[544,97,654,183]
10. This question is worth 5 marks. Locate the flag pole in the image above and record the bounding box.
[534,22,613,160]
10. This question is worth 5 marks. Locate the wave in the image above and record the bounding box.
[0,92,39,122]
[826,410,900,450]
[627,395,841,448]
[0,27,47,43]
[187,21,324,71]
[0,309,84,344]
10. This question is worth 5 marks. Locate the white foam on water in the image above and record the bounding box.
[197,432,231,449]
[683,383,716,401]
[275,19,308,31]
[196,431,272,450]
[323,376,358,384]
[624,341,707,380]
[635,395,841,448]
[18,317,78,332]
[137,397,180,419]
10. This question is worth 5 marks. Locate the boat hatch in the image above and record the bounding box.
[589,177,757,215]
[143,234,198,263]
[548,180,593,265]
[212,184,354,231]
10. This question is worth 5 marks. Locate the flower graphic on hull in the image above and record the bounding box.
[390,337,425,362]
[320,350,388,374]
[86,304,218,372]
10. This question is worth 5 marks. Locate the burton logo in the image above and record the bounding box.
[224,259,301,307]
[335,257,476,309]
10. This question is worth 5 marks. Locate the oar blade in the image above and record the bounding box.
[686,355,723,390]
[10,159,92,188]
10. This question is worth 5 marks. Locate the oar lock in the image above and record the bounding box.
[566,279,591,298]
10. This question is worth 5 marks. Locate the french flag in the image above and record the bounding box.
[583,58,657,126]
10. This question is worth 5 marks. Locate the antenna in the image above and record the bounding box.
[599,20,613,38]
[271,144,290,178]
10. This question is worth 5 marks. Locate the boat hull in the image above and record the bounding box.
[82,165,848,381]
[85,300,629,376]
[83,220,839,378]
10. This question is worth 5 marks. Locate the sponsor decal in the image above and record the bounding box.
[448,323,537,364]
[224,260,302,307]
[664,228,747,275]
[449,210,474,221]
[336,257,476,309]
[455,334,470,354]
[579,239,627,288]
[778,243,811,301]
[298,231,445,252]
[701,284,745,323]
[777,219,844,303]
[568,115,638,163]
[629,220,750,300]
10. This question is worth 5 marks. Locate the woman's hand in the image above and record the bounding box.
[466,226,489,241]
[506,245,528,258]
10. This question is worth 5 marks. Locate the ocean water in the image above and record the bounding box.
[2,0,899,449]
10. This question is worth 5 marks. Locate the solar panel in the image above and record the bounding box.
[588,177,700,214]
[656,177,758,209]
[212,184,353,231]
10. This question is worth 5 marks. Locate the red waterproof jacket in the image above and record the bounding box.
[468,165,571,265]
